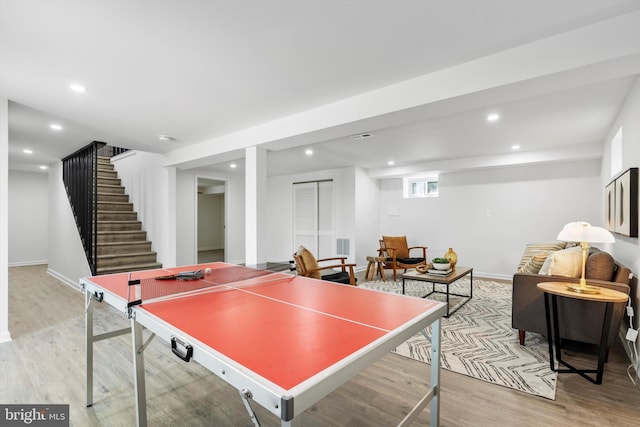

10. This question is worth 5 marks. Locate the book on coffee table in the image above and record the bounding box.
[427,268,453,275]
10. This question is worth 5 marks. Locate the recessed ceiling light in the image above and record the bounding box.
[230,163,237,169]
[388,160,395,166]
[487,113,500,122]
[511,144,521,150]
[69,83,87,93]
[158,135,174,141]
[23,149,33,154]
[50,123,63,131]
[39,165,48,170]
[305,149,313,156]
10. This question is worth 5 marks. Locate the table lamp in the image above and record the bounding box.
[556,221,615,294]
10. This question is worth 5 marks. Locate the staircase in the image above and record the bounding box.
[95,156,162,274]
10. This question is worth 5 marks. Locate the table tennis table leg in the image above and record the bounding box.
[430,318,441,426]
[132,319,148,427]
[399,319,441,427]
[85,291,94,407]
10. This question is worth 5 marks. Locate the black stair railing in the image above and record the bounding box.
[62,141,129,275]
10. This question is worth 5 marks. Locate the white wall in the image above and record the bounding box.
[602,74,640,276]
[266,167,357,264]
[46,161,91,287]
[111,151,170,266]
[175,170,196,265]
[0,96,9,342]
[8,171,48,266]
[265,161,601,276]
[354,168,380,267]
[601,75,640,371]
[378,160,602,279]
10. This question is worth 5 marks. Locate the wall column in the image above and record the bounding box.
[0,97,11,342]
[165,166,177,267]
[245,146,267,266]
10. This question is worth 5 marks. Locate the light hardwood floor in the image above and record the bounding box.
[1,265,639,426]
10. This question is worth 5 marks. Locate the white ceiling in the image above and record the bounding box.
[2,1,640,177]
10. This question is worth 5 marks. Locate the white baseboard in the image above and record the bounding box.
[8,260,48,267]
[0,330,12,343]
[475,271,512,281]
[46,268,83,292]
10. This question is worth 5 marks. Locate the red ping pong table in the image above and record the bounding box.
[82,263,446,426]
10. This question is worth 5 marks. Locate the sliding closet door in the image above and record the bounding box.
[293,182,318,253]
[293,180,334,258]
[317,181,333,258]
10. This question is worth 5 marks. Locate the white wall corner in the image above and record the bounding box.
[0,96,11,342]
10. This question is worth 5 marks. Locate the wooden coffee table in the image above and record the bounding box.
[402,266,473,317]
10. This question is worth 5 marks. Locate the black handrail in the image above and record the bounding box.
[97,144,129,158]
[62,141,129,275]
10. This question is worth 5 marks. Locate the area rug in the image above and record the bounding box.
[360,277,557,399]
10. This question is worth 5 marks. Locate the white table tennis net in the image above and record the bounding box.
[126,266,292,307]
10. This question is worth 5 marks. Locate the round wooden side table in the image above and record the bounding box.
[537,281,628,384]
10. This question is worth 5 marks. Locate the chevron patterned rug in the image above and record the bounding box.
[360,277,557,399]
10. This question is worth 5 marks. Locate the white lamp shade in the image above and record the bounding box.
[561,221,591,229]
[557,222,615,243]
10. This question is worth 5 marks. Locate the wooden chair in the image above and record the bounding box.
[293,246,357,286]
[378,236,428,281]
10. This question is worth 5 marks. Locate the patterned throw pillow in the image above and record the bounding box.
[517,253,548,274]
[516,241,567,272]
[538,255,553,275]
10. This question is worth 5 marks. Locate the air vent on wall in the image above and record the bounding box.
[350,132,373,140]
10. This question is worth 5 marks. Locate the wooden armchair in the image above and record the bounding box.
[293,246,357,286]
[378,236,428,281]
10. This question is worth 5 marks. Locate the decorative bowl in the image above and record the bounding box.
[432,262,451,270]
[431,258,451,270]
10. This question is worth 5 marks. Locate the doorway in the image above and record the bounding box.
[196,177,226,263]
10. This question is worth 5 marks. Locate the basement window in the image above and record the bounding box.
[403,176,439,198]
